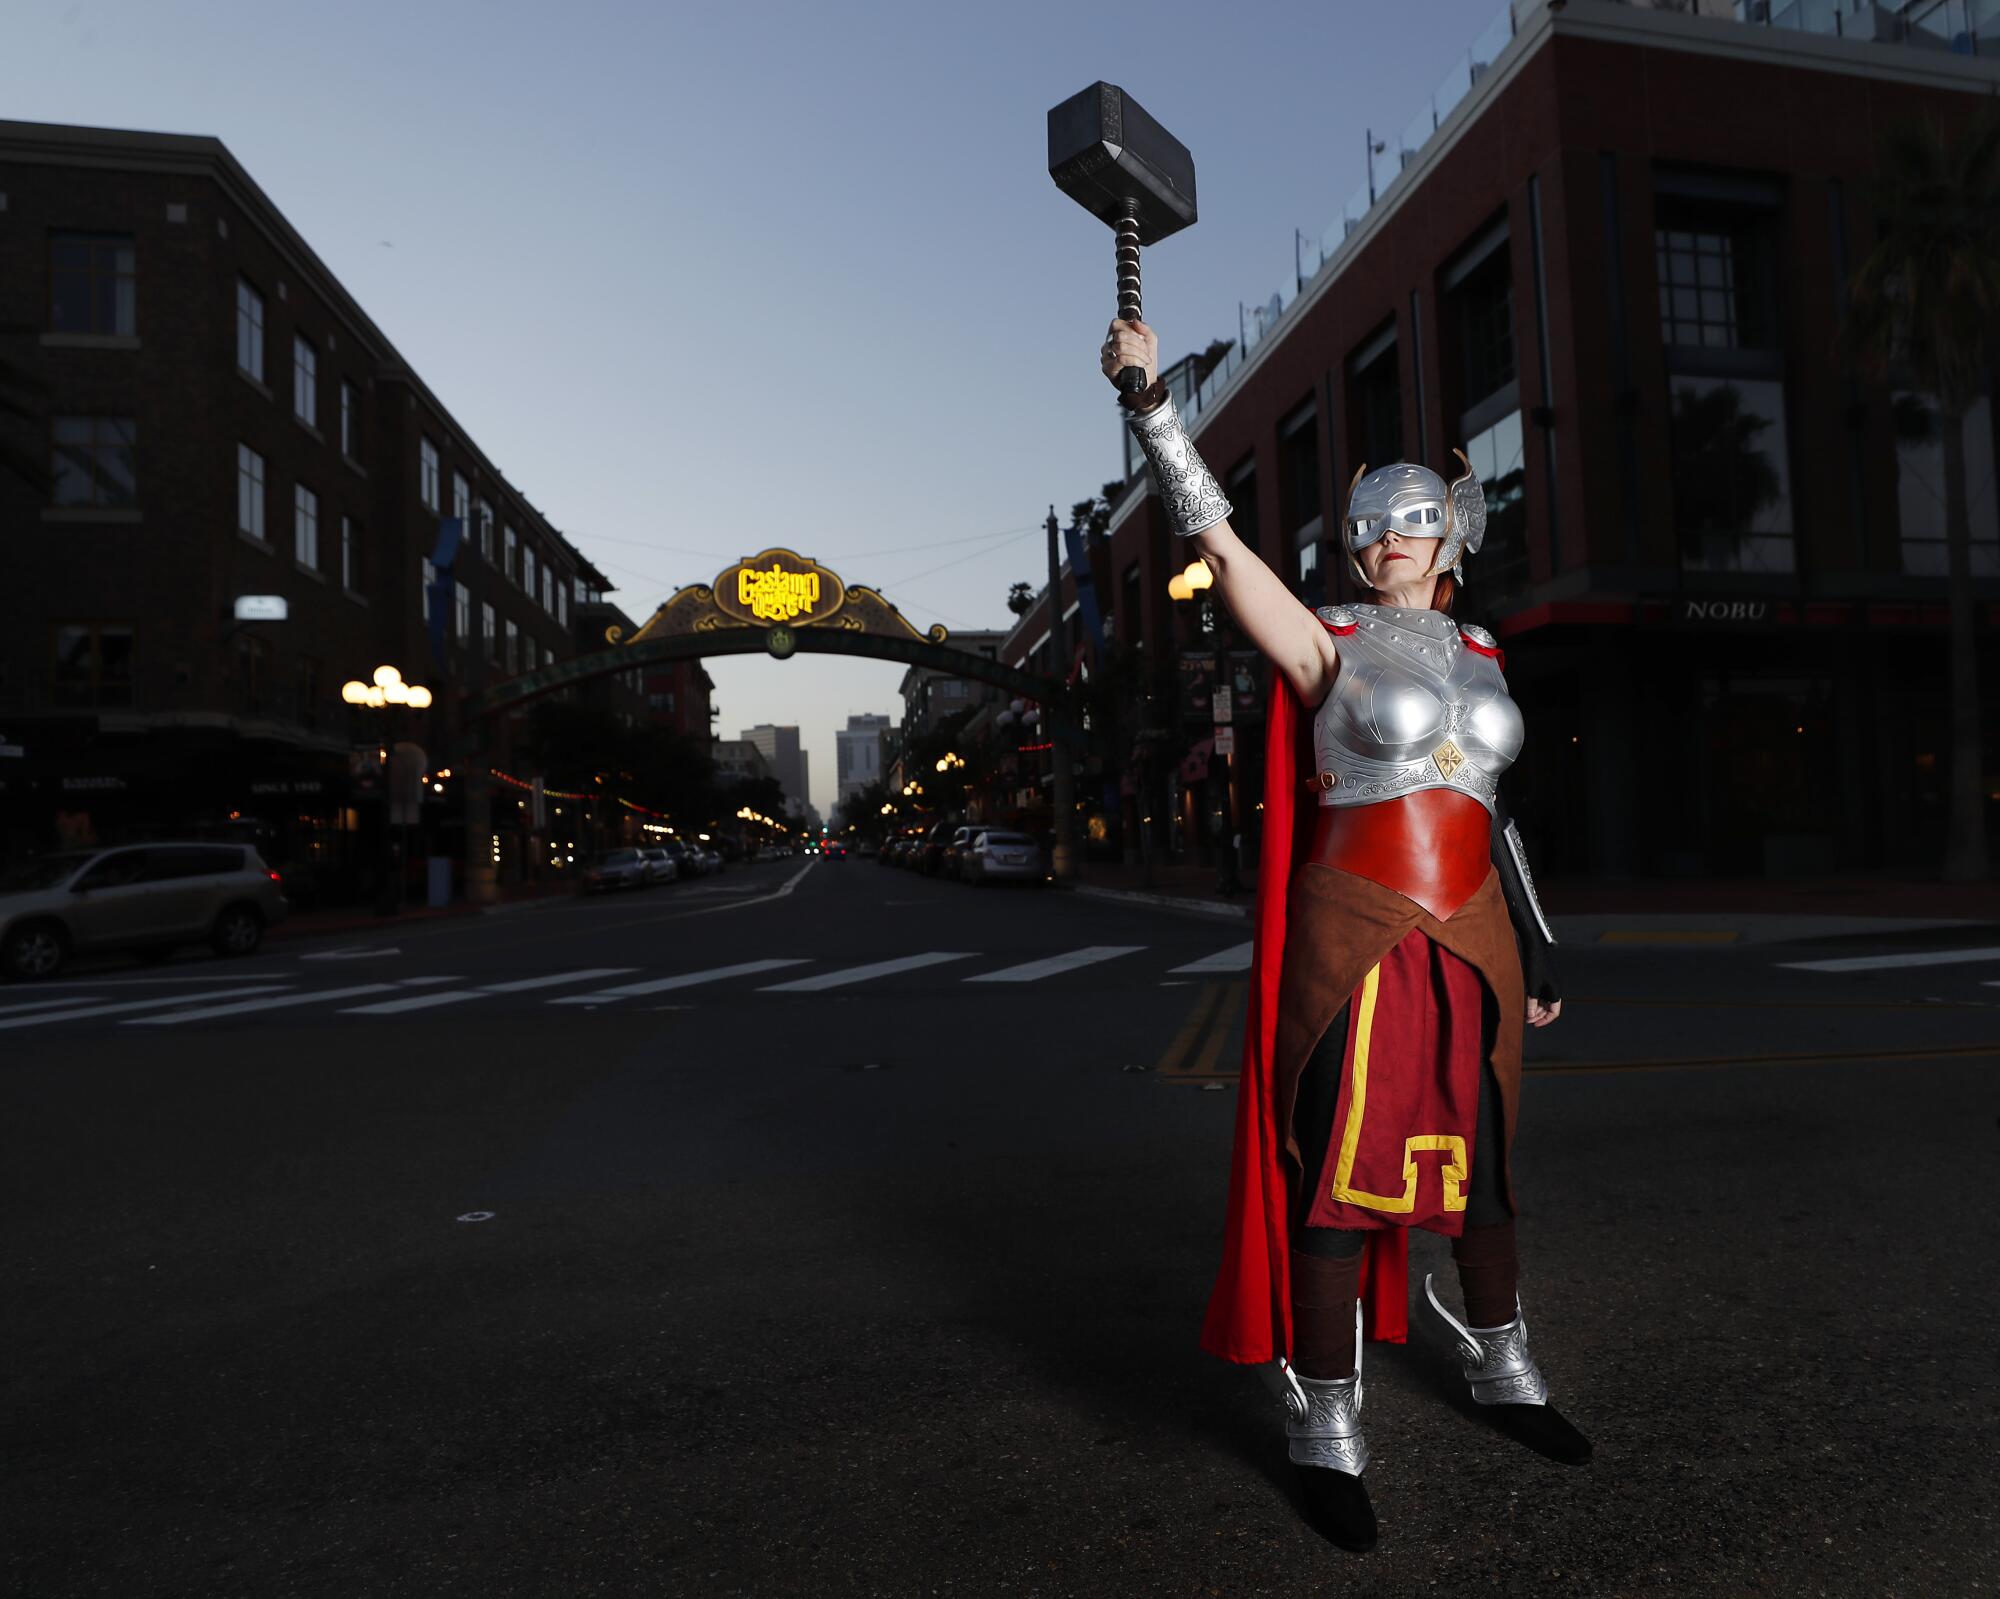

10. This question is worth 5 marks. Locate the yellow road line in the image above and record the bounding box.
[1156,982,1226,1077]
[1158,982,1244,1084]
[1596,930,1741,944]
[1526,1043,2000,1076]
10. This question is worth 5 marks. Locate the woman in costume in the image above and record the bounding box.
[1101,318,1589,1553]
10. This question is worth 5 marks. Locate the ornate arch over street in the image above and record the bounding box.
[473,546,1062,720]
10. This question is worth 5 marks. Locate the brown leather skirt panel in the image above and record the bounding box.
[1305,790,1493,922]
[1273,864,1525,1209]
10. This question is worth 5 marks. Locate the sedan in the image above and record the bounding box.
[960,830,1043,885]
[584,849,649,893]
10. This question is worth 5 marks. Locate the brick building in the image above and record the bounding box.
[0,120,648,904]
[1007,0,2000,879]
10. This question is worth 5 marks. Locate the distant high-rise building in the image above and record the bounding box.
[740,724,809,818]
[834,713,892,808]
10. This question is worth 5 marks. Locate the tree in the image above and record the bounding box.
[1844,110,2000,881]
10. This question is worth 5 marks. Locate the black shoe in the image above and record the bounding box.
[1485,1401,1593,1465]
[1295,1463,1377,1551]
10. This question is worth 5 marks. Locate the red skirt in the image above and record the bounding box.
[1300,926,1488,1237]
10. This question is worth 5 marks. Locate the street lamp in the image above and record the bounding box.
[342,663,433,914]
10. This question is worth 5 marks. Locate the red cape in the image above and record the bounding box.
[1198,676,1409,1365]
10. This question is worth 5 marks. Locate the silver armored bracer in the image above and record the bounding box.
[1123,391,1232,539]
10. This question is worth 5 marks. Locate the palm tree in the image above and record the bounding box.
[1844,111,2000,882]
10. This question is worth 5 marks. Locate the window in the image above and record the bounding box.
[292,334,317,426]
[1349,332,1403,470]
[1297,538,1321,600]
[341,515,359,590]
[295,655,321,729]
[504,619,519,674]
[1894,392,2000,577]
[1461,409,1528,588]
[454,581,471,643]
[419,437,440,510]
[556,582,568,628]
[50,233,135,336]
[453,472,470,527]
[52,623,134,708]
[1654,194,1777,353]
[52,417,136,508]
[1278,400,1320,541]
[422,557,435,622]
[294,483,319,570]
[236,279,265,379]
[237,444,267,539]
[503,524,517,581]
[234,633,271,716]
[523,544,537,596]
[1453,246,1516,409]
[478,500,494,560]
[340,380,357,455]
[1669,376,1795,573]
[540,565,553,613]
[482,602,498,661]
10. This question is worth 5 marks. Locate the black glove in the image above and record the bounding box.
[1490,793,1559,1007]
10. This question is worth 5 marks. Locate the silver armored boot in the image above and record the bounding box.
[1279,1302,1377,1550]
[1422,1273,1591,1463]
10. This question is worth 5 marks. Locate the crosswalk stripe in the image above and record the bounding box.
[479,968,637,993]
[125,985,397,1026]
[0,985,296,1031]
[1777,946,2000,973]
[0,995,111,1017]
[1169,941,1255,975]
[965,946,1145,983]
[343,968,639,1014]
[548,959,813,1003]
[760,953,976,992]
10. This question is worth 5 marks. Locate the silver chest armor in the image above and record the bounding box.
[1312,604,1523,814]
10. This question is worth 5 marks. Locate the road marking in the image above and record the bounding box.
[126,984,396,1025]
[1155,983,1244,1084]
[0,995,111,1017]
[0,973,280,989]
[964,946,1145,984]
[1598,930,1740,944]
[398,976,462,987]
[670,862,815,920]
[1776,946,2000,973]
[1170,941,1255,975]
[302,947,402,961]
[548,959,813,1003]
[760,952,976,991]
[0,985,296,1030]
[480,968,636,992]
[342,968,639,1014]
[1527,1043,2000,1075]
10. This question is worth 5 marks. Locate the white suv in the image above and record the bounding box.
[0,843,291,980]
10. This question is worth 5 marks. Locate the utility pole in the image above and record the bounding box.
[1045,504,1077,885]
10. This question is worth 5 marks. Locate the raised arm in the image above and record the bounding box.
[1102,319,1337,705]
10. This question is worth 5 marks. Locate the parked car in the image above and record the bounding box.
[917,822,961,877]
[660,838,699,878]
[857,840,878,858]
[0,842,290,980]
[701,847,725,873]
[636,846,679,886]
[961,829,1043,885]
[936,825,976,879]
[584,848,649,894]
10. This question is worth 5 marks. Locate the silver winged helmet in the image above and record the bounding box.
[1342,449,1488,584]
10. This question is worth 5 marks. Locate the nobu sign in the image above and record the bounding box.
[715,549,847,628]
[1675,596,1777,628]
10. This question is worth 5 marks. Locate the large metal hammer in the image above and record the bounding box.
[1047,82,1198,395]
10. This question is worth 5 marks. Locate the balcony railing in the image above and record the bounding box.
[1177,0,2000,436]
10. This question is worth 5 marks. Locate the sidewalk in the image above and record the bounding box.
[1069,859,2000,942]
[267,881,573,943]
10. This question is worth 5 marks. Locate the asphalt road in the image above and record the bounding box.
[5,857,1997,1598]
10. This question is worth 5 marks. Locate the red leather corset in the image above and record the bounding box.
[1304,789,1492,921]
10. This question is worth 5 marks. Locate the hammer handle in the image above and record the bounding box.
[1116,203,1146,394]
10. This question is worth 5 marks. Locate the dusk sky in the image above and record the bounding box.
[7,0,1516,813]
